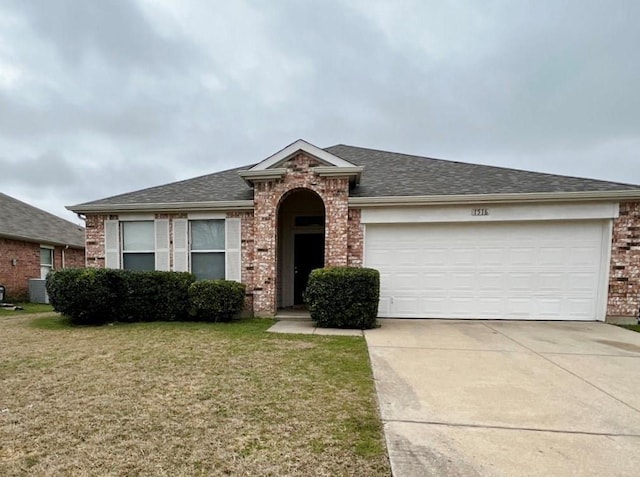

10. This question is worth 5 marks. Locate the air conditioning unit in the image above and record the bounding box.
[29,279,49,304]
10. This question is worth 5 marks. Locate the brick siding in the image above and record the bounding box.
[251,153,353,315]
[347,208,363,267]
[607,201,640,320]
[0,238,85,301]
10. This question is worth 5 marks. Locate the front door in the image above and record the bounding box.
[293,233,325,305]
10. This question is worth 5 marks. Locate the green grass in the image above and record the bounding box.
[0,315,390,476]
[0,303,54,316]
[620,324,640,333]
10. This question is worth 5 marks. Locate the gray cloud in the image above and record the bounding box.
[0,0,638,223]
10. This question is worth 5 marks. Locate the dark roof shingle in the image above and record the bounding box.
[326,145,640,197]
[0,193,85,247]
[70,144,640,209]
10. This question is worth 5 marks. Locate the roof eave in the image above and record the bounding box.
[67,200,255,214]
[237,168,287,187]
[0,231,85,249]
[314,166,364,185]
[349,190,640,207]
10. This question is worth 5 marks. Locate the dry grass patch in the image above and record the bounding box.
[0,315,390,476]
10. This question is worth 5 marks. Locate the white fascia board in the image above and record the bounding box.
[314,166,364,176]
[249,139,357,171]
[0,232,83,248]
[315,166,364,185]
[349,190,640,207]
[67,200,254,214]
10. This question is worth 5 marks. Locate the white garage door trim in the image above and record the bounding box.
[364,219,612,321]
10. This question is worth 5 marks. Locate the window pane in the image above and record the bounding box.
[191,252,225,280]
[191,220,225,250]
[123,221,154,251]
[40,248,53,265]
[123,253,155,271]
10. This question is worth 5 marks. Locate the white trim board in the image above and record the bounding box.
[360,202,619,224]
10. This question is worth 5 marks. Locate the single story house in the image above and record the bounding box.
[69,140,640,323]
[0,193,85,301]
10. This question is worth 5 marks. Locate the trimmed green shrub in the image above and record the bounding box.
[46,269,196,325]
[119,271,195,322]
[304,267,380,329]
[46,268,122,325]
[189,280,246,322]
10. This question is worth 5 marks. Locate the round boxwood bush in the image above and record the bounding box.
[189,280,246,322]
[46,268,121,325]
[304,267,380,329]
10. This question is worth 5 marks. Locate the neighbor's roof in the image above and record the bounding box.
[69,144,640,212]
[0,193,85,248]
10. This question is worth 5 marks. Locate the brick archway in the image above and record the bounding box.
[251,153,350,315]
[276,188,326,308]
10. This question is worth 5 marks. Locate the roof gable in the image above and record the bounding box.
[249,139,357,170]
[238,139,363,187]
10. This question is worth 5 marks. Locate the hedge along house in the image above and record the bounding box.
[69,139,640,323]
[0,193,85,301]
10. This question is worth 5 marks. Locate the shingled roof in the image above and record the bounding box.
[0,193,85,248]
[69,144,640,211]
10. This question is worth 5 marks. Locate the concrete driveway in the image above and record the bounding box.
[365,320,640,476]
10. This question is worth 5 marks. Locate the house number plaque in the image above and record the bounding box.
[471,208,489,216]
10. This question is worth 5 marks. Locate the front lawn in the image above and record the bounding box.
[0,316,390,476]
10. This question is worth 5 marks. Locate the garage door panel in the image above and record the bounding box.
[366,221,606,320]
[478,272,504,290]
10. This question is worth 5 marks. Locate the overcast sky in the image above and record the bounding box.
[1,0,639,224]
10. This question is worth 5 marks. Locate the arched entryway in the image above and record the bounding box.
[276,189,326,308]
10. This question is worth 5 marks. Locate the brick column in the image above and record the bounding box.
[607,202,640,322]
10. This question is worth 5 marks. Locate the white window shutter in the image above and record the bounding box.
[225,218,241,282]
[155,219,170,271]
[173,219,189,272]
[104,220,120,269]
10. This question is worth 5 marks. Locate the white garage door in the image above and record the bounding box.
[365,221,608,320]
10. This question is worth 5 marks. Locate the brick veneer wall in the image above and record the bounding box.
[607,202,640,320]
[251,153,352,315]
[0,238,85,300]
[85,214,111,268]
[347,209,363,267]
[0,238,40,300]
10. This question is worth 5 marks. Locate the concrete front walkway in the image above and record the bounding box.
[364,320,640,476]
[267,317,364,336]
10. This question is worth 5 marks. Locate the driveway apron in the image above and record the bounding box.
[365,320,640,477]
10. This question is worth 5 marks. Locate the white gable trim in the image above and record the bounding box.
[248,139,357,171]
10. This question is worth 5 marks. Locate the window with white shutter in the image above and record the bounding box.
[121,221,155,271]
[183,218,242,281]
[190,220,225,280]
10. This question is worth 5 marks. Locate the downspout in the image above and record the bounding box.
[62,245,69,269]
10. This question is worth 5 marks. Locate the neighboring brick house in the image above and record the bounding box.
[69,140,640,323]
[0,193,85,301]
